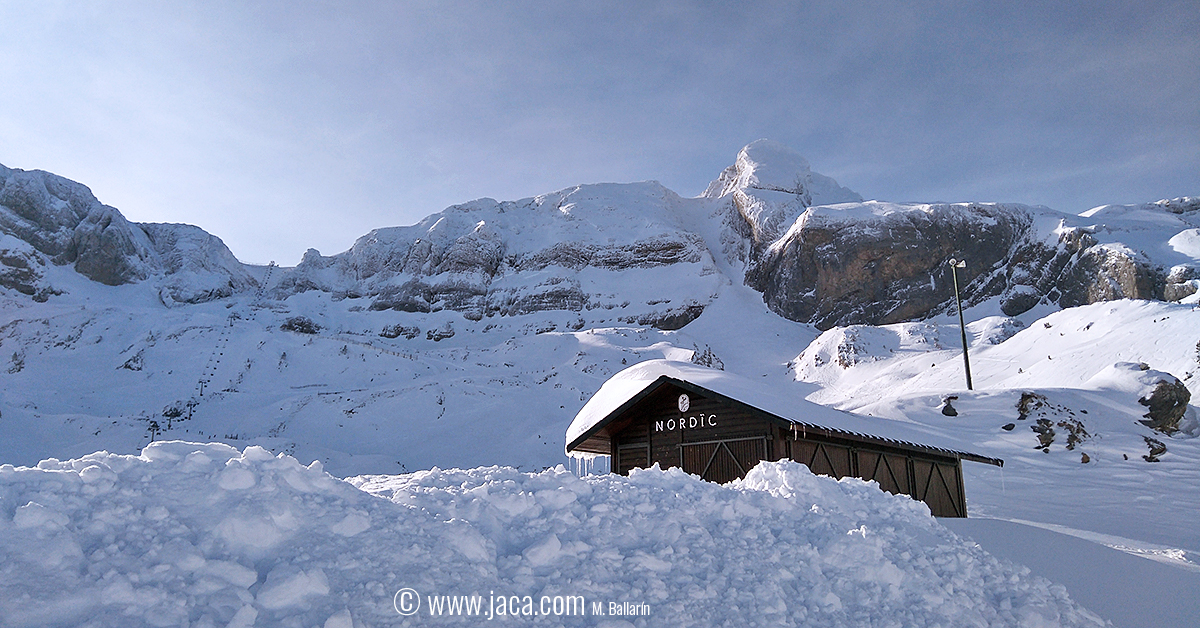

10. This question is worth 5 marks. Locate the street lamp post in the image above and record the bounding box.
[949,258,973,390]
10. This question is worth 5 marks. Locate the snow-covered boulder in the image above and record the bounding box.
[1085,362,1195,436]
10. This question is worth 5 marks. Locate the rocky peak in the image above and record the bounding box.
[703,139,862,206]
[0,164,156,285]
[702,140,864,268]
[270,180,719,327]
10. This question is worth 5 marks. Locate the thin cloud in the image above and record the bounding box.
[0,1,1195,264]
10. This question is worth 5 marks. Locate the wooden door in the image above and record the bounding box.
[857,450,911,496]
[912,458,966,517]
[680,437,766,484]
[790,440,853,479]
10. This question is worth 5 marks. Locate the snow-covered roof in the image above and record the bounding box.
[566,360,1002,466]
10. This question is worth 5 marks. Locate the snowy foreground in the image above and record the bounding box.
[0,441,1107,628]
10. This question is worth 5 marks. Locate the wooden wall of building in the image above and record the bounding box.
[609,382,968,517]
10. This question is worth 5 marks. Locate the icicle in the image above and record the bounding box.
[567,451,610,476]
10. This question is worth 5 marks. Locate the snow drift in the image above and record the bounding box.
[0,441,1105,627]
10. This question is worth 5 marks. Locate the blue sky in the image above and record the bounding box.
[2,1,1196,265]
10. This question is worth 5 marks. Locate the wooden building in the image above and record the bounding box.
[566,361,1003,518]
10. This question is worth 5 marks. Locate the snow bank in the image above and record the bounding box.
[0,440,1105,626]
[357,460,1105,627]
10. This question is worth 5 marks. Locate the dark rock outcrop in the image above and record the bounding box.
[380,324,420,339]
[281,316,321,334]
[744,202,1030,328]
[1143,435,1167,462]
[732,196,1193,329]
[1138,377,1191,434]
[623,303,706,331]
[0,243,55,300]
[1058,246,1164,307]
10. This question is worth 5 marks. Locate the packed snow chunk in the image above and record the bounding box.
[202,559,258,588]
[218,463,257,490]
[13,501,70,529]
[225,605,258,628]
[256,565,330,610]
[216,512,290,551]
[522,532,563,566]
[77,463,117,484]
[329,509,371,536]
[241,444,278,462]
[323,609,353,628]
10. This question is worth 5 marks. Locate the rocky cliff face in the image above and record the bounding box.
[0,164,155,286]
[0,164,255,305]
[743,202,1032,328]
[732,198,1198,329]
[271,182,723,328]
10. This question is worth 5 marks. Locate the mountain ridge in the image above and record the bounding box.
[2,143,1197,329]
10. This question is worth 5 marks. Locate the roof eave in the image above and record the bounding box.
[565,375,675,453]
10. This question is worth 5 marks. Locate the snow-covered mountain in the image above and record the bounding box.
[2,142,1199,626]
[2,141,1196,472]
[7,142,1197,329]
[275,181,723,331]
[2,140,1197,476]
[0,163,255,305]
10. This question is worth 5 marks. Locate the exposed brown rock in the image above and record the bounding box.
[1058,246,1164,307]
[1138,378,1191,434]
[745,204,1029,329]
[1143,436,1167,462]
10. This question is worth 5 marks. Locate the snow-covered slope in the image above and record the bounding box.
[794,299,1200,551]
[0,262,803,477]
[0,441,1105,627]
